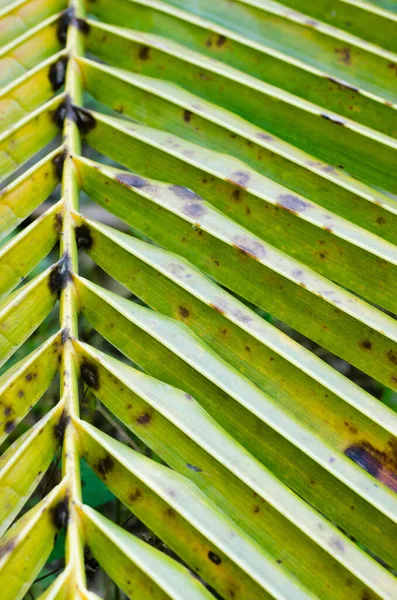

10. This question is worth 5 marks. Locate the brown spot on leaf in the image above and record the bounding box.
[139,46,150,60]
[80,361,100,390]
[129,488,142,502]
[50,496,69,531]
[232,189,241,202]
[335,47,351,65]
[5,421,15,434]
[359,340,372,350]
[96,455,115,479]
[54,410,70,442]
[183,109,192,123]
[208,551,222,565]
[179,306,190,318]
[387,350,397,365]
[75,224,93,250]
[137,412,151,425]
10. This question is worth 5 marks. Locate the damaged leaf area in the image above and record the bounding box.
[0,0,397,598]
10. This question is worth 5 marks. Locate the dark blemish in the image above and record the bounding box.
[276,559,282,564]
[80,361,100,390]
[26,373,34,381]
[137,412,151,425]
[319,253,325,259]
[322,114,345,125]
[18,390,24,398]
[344,421,358,434]
[185,393,193,401]
[53,410,70,442]
[183,203,206,218]
[48,56,68,92]
[170,185,201,200]
[116,173,147,189]
[334,47,351,65]
[71,105,97,134]
[232,190,241,202]
[54,212,63,232]
[49,252,72,297]
[233,235,266,259]
[179,306,190,318]
[50,496,69,531]
[75,224,93,250]
[326,77,358,92]
[96,455,115,479]
[129,488,142,502]
[345,443,397,493]
[253,506,260,513]
[387,350,397,365]
[208,551,222,565]
[377,216,386,225]
[61,326,69,344]
[74,18,90,34]
[277,194,309,214]
[229,171,250,188]
[184,109,192,123]
[5,421,15,434]
[305,18,318,26]
[139,46,150,60]
[4,406,11,416]
[186,463,202,472]
[51,96,70,128]
[0,538,16,559]
[245,346,250,352]
[57,8,74,44]
[216,35,226,47]
[52,149,67,181]
[359,340,372,350]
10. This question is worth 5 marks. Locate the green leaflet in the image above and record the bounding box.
[77,420,312,600]
[0,12,63,86]
[73,193,397,390]
[0,199,63,298]
[81,505,214,599]
[0,0,396,597]
[0,401,64,536]
[149,0,397,101]
[82,106,397,247]
[0,50,68,133]
[73,340,397,599]
[85,13,395,137]
[275,0,397,53]
[0,146,63,241]
[0,0,66,46]
[72,273,397,570]
[0,266,59,368]
[0,93,64,182]
[0,334,60,444]
[78,43,397,194]
[0,481,68,600]
[76,156,397,314]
